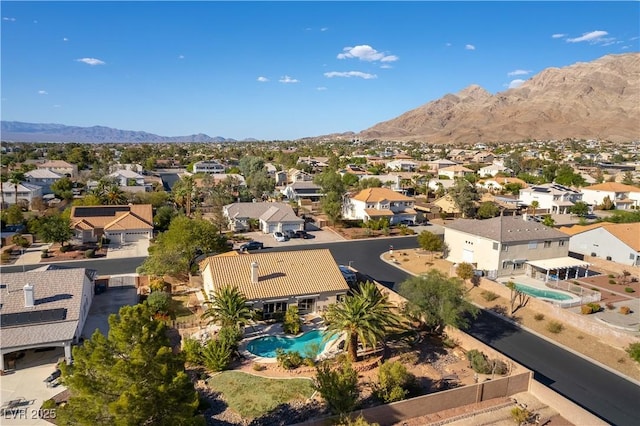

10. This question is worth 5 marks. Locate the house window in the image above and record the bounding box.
[263,302,287,318]
[528,242,537,249]
[492,242,499,250]
[298,298,315,313]
[631,253,636,260]
[544,241,552,248]
[559,240,566,247]
[502,245,508,252]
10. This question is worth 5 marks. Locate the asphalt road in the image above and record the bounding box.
[2,235,639,424]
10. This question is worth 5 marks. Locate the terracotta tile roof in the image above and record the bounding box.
[352,187,414,202]
[583,182,640,193]
[200,249,349,301]
[38,160,74,168]
[70,204,153,230]
[559,222,640,250]
[364,209,395,217]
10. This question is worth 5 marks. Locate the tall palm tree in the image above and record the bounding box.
[202,285,253,329]
[102,183,128,205]
[0,174,7,208]
[324,281,403,362]
[9,171,26,206]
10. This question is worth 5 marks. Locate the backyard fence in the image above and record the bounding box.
[547,279,602,307]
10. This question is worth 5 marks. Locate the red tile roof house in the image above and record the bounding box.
[69,204,153,244]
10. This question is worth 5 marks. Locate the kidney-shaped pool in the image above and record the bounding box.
[246,329,338,358]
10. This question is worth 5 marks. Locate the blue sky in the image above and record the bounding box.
[1,1,639,141]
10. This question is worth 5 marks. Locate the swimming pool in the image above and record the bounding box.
[515,283,573,301]
[246,329,337,358]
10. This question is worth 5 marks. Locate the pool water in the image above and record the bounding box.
[246,329,337,358]
[515,283,573,301]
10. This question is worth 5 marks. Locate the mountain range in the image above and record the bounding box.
[2,53,638,144]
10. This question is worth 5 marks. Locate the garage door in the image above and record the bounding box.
[462,249,474,263]
[124,231,149,242]
[281,224,301,232]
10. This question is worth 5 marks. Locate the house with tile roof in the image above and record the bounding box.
[200,249,350,318]
[223,202,304,233]
[559,222,640,266]
[342,187,416,224]
[70,204,153,243]
[24,169,64,195]
[37,160,78,178]
[444,215,578,279]
[0,266,96,372]
[438,165,475,180]
[580,182,640,210]
[1,181,43,208]
[478,177,528,193]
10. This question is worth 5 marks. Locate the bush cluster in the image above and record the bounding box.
[481,291,499,302]
[624,287,635,293]
[619,306,631,315]
[275,348,303,369]
[546,321,564,334]
[581,303,601,314]
[375,361,416,403]
[466,349,507,375]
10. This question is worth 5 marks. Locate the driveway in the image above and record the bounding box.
[105,239,150,259]
[234,227,346,250]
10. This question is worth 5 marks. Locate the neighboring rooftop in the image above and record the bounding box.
[352,187,414,202]
[559,222,640,251]
[445,215,568,243]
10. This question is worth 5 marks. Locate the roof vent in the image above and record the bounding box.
[24,283,34,308]
[250,261,259,283]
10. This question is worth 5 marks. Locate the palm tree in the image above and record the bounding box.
[324,281,403,362]
[102,183,128,205]
[529,200,539,215]
[0,174,7,208]
[202,285,253,329]
[9,171,25,206]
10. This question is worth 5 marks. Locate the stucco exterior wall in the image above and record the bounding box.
[570,228,639,266]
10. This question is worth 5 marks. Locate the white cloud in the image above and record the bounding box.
[380,64,393,69]
[465,44,476,50]
[337,45,398,62]
[63,37,69,42]
[279,75,299,84]
[566,30,609,43]
[321,27,328,32]
[38,90,48,95]
[178,54,185,59]
[53,104,61,108]
[324,71,377,79]
[316,86,327,91]
[551,33,566,39]
[508,69,531,76]
[257,76,269,82]
[76,57,105,66]
[2,17,16,22]
[445,42,452,47]
[508,79,525,89]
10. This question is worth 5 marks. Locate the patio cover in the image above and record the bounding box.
[526,257,590,271]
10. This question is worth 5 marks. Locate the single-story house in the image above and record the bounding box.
[70,204,153,243]
[559,222,640,266]
[444,215,574,279]
[0,266,97,372]
[200,249,350,318]
[223,202,304,233]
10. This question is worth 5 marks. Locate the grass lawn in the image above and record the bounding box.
[207,371,315,419]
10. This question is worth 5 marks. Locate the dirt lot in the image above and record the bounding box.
[383,249,640,382]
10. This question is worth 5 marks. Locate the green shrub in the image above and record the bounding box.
[608,274,615,279]
[626,343,640,363]
[314,360,359,415]
[59,245,71,253]
[276,349,303,370]
[442,335,459,349]
[1,252,11,262]
[334,414,379,426]
[547,321,564,334]
[202,338,233,372]
[40,399,56,410]
[146,291,171,314]
[182,337,204,364]
[467,349,491,374]
[481,291,499,302]
[398,351,419,365]
[302,342,321,362]
[581,303,601,314]
[84,249,95,258]
[624,287,635,293]
[511,407,533,425]
[375,361,416,403]
[252,363,265,371]
[609,279,616,285]
[533,313,545,321]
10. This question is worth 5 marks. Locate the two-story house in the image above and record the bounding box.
[386,159,418,172]
[193,160,225,174]
[519,183,583,214]
[580,182,640,210]
[438,165,475,180]
[1,182,43,208]
[342,187,416,224]
[37,160,78,178]
[24,169,64,195]
[444,215,582,280]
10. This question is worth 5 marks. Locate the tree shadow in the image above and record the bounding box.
[466,310,518,344]
[248,400,327,426]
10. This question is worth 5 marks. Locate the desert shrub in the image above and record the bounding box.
[334,415,379,426]
[201,338,233,372]
[375,361,416,403]
[619,306,631,315]
[442,335,459,348]
[314,360,359,415]
[606,302,615,310]
[608,279,616,285]
[302,342,321,363]
[626,343,640,363]
[533,313,545,321]
[41,399,57,410]
[624,287,635,293]
[252,363,266,371]
[581,303,601,314]
[283,305,302,335]
[481,291,499,302]
[146,291,171,314]
[59,245,71,253]
[608,274,615,279]
[1,252,11,262]
[40,252,49,259]
[490,359,508,375]
[398,351,419,365]
[182,337,204,364]
[511,407,534,425]
[149,276,167,292]
[275,348,303,370]
[467,349,491,374]
[84,249,95,258]
[547,321,564,334]
[631,277,639,283]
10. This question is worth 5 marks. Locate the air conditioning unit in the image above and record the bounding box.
[591,253,597,257]
[606,256,612,261]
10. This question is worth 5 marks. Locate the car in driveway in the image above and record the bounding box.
[273,231,288,242]
[295,230,313,239]
[284,229,298,239]
[239,241,264,251]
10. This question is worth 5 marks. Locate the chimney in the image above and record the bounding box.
[250,261,259,283]
[24,283,34,308]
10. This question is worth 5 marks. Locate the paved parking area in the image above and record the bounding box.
[82,283,138,338]
[234,227,346,250]
[105,239,150,259]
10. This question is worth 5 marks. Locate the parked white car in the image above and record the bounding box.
[273,231,287,242]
